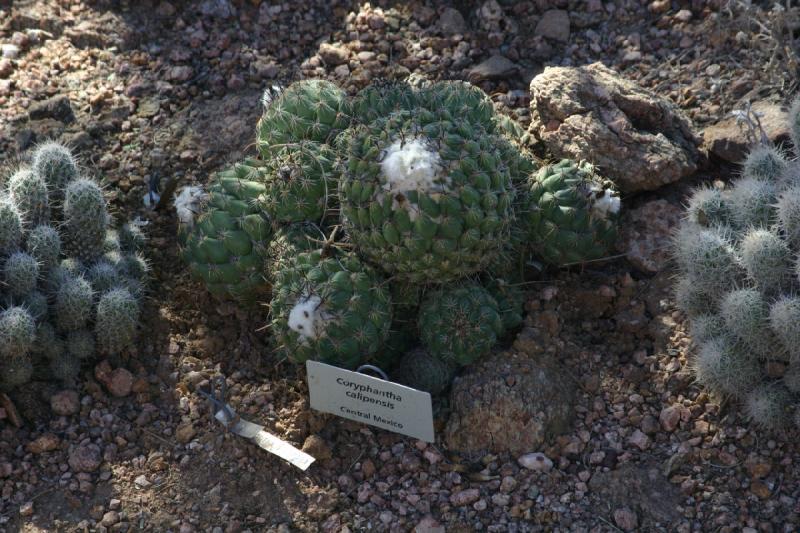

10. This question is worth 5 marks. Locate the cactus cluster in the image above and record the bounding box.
[177,78,624,394]
[676,99,800,430]
[0,142,147,392]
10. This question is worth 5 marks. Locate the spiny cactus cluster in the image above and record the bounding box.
[177,78,623,395]
[0,142,147,393]
[676,99,800,430]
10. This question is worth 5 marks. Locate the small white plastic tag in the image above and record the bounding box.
[306,361,435,442]
[214,405,315,470]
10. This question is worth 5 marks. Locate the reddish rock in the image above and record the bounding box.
[68,443,102,473]
[659,405,682,432]
[26,434,60,454]
[703,100,790,163]
[449,488,480,506]
[51,390,80,416]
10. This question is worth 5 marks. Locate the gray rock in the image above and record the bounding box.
[535,10,570,42]
[529,62,701,192]
[468,55,519,82]
[444,352,575,455]
[437,8,467,34]
[318,43,349,66]
[589,464,682,528]
[68,443,102,473]
[703,100,790,163]
[28,95,74,123]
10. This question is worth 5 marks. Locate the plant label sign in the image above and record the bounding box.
[306,361,435,442]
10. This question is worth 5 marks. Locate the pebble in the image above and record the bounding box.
[659,405,681,432]
[1,44,19,59]
[26,434,60,454]
[301,435,332,460]
[517,453,553,472]
[134,475,151,489]
[51,390,80,416]
[628,430,651,450]
[107,368,134,397]
[613,507,638,531]
[534,10,570,43]
[318,43,349,66]
[68,444,102,473]
[19,501,34,517]
[449,488,480,506]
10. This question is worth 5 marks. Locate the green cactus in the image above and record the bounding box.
[738,229,793,294]
[728,177,777,229]
[0,306,36,359]
[21,291,48,321]
[103,229,122,253]
[265,223,320,283]
[392,347,458,395]
[31,141,79,204]
[742,144,788,182]
[66,329,95,360]
[53,276,93,332]
[26,225,61,272]
[688,314,727,345]
[484,276,525,332]
[525,159,620,266]
[693,337,762,398]
[338,108,514,283]
[256,80,351,157]
[0,197,23,255]
[258,142,338,224]
[350,80,419,125]
[118,222,146,252]
[769,296,800,363]
[418,282,503,366]
[776,185,800,248]
[3,251,40,297]
[180,162,273,303]
[7,167,50,227]
[62,178,109,263]
[269,249,392,369]
[744,384,790,429]
[685,186,735,229]
[32,322,63,360]
[95,288,139,355]
[86,260,122,293]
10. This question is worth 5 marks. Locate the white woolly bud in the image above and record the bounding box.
[288,294,324,343]
[173,186,208,229]
[589,186,621,217]
[379,136,447,221]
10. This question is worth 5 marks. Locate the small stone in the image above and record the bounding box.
[226,75,245,90]
[101,511,120,526]
[400,452,421,473]
[449,488,480,506]
[175,423,196,444]
[28,95,75,123]
[318,43,349,66]
[628,430,650,450]
[0,58,13,78]
[746,459,772,479]
[517,452,553,472]
[69,444,102,473]
[613,507,638,531]
[301,435,331,460]
[167,66,194,82]
[1,44,19,59]
[106,368,134,397]
[333,64,350,77]
[437,8,467,34]
[19,501,33,517]
[659,405,681,432]
[703,100,789,163]
[535,10,570,42]
[361,458,375,478]
[414,516,445,533]
[617,200,684,272]
[134,475,151,489]
[109,499,121,510]
[751,480,771,499]
[674,9,693,22]
[468,55,519,82]
[26,433,60,454]
[51,390,80,416]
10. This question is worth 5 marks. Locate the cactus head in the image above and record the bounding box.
[53,276,94,332]
[32,321,63,360]
[8,167,50,227]
[673,226,744,300]
[685,186,734,228]
[25,224,61,272]
[728,177,777,229]
[769,296,800,363]
[0,197,23,255]
[31,141,78,203]
[688,314,727,345]
[720,288,773,357]
[693,337,762,398]
[743,384,791,429]
[21,291,48,321]
[0,306,36,359]
[118,221,146,252]
[95,288,140,355]
[392,347,458,396]
[62,178,109,263]
[3,251,40,297]
[742,144,788,182]
[738,229,794,294]
[86,260,122,294]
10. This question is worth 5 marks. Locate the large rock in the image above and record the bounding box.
[703,100,790,163]
[444,351,575,455]
[529,62,701,192]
